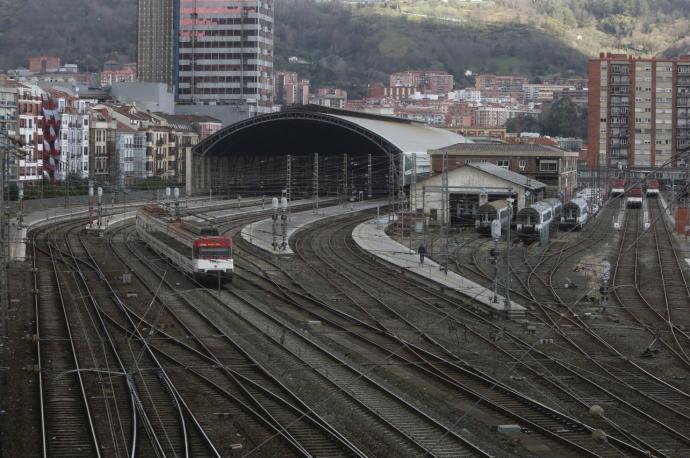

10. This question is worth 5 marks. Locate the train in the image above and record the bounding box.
[136,205,234,283]
[610,179,626,197]
[645,179,660,197]
[626,186,644,209]
[475,200,511,236]
[516,198,562,239]
[559,198,589,230]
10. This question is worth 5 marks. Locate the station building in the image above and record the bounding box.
[411,163,546,226]
[188,105,469,198]
[428,143,578,200]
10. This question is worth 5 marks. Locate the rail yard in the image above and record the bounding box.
[3,187,690,458]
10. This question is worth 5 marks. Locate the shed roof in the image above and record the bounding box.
[193,105,469,157]
[330,112,470,154]
[430,143,578,158]
[468,163,546,191]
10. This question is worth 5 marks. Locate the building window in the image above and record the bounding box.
[497,159,510,169]
[539,160,558,172]
[518,160,526,170]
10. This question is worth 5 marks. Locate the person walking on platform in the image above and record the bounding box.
[418,244,427,265]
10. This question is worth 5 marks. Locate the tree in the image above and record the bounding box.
[541,97,587,139]
[506,114,544,134]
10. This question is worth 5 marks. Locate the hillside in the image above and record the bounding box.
[0,0,137,71]
[354,0,690,58]
[1,0,688,96]
[276,0,587,95]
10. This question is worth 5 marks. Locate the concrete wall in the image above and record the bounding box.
[111,82,175,114]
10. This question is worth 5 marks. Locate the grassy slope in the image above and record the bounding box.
[275,0,588,96]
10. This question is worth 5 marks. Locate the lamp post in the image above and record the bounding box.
[504,194,514,311]
[0,131,22,340]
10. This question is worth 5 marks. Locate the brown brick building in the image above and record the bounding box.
[587,53,690,170]
[428,143,579,200]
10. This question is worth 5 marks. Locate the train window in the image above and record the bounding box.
[197,247,231,259]
[544,210,551,222]
[200,228,219,236]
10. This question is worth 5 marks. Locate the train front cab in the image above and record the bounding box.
[192,238,234,284]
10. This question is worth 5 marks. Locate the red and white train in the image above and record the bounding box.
[610,179,626,197]
[626,186,644,209]
[136,205,233,283]
[645,179,660,197]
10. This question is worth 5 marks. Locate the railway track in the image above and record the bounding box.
[32,219,223,457]
[33,240,101,457]
[119,218,489,456]
[225,211,662,456]
[109,224,367,457]
[353,202,690,455]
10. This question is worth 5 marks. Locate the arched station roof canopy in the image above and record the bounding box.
[193,105,470,158]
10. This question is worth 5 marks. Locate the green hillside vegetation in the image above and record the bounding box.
[0,0,137,71]
[276,0,588,96]
[360,0,690,58]
[1,0,688,97]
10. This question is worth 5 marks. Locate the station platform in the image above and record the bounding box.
[9,197,246,261]
[240,200,388,254]
[352,217,526,318]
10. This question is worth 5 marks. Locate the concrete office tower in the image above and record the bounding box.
[177,0,274,113]
[137,0,176,86]
[588,52,690,170]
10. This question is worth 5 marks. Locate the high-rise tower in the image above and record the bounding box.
[176,0,274,113]
[137,0,176,86]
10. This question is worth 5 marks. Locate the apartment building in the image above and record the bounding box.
[390,70,454,95]
[587,53,690,169]
[176,0,274,112]
[115,123,147,186]
[89,109,117,183]
[17,84,44,183]
[474,75,527,100]
[274,71,309,106]
[0,81,18,182]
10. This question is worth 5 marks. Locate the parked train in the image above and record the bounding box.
[475,200,511,236]
[610,179,626,197]
[626,186,644,209]
[516,198,562,239]
[136,205,233,283]
[559,198,589,230]
[645,179,660,197]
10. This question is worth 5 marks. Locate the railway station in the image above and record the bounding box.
[5,106,690,457]
[188,105,469,198]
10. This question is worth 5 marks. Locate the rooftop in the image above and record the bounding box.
[467,163,546,191]
[430,143,578,157]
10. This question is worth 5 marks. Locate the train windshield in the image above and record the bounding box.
[197,247,231,259]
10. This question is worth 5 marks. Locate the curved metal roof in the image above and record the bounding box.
[193,105,469,157]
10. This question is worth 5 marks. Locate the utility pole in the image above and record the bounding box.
[440,151,449,274]
[0,144,7,340]
[367,153,372,200]
[313,153,319,213]
[504,192,514,311]
[286,154,292,218]
[410,153,417,211]
[599,260,611,311]
[343,153,348,201]
[271,197,279,251]
[280,197,288,250]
